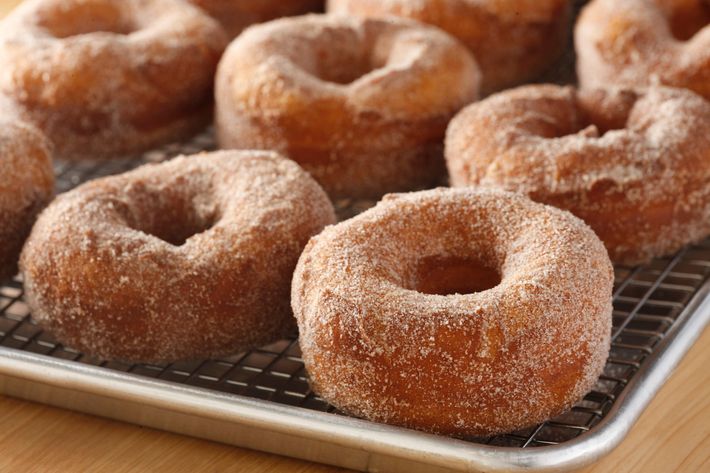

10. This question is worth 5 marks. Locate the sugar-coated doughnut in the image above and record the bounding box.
[0,0,227,161]
[576,0,710,100]
[292,188,613,436]
[327,0,571,94]
[0,120,54,282]
[215,14,480,199]
[189,0,324,38]
[445,84,710,265]
[20,151,336,363]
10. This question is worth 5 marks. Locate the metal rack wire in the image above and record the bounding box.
[1,129,709,450]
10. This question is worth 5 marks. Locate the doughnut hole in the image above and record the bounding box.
[414,256,501,296]
[117,183,219,246]
[575,89,638,135]
[36,1,136,38]
[390,210,505,297]
[526,88,638,139]
[663,0,710,41]
[137,211,217,247]
[310,51,376,85]
[285,27,427,85]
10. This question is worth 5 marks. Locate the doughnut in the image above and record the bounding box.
[0,120,54,282]
[576,0,710,100]
[292,188,613,436]
[327,0,571,94]
[0,0,227,161]
[20,150,336,363]
[215,14,480,199]
[189,0,324,38]
[445,84,710,265]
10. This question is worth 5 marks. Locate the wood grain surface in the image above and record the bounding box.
[0,0,708,471]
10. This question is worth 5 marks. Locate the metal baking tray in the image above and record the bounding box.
[1,129,710,472]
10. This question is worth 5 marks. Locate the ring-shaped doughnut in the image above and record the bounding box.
[292,188,613,436]
[576,0,710,100]
[0,0,227,160]
[445,84,710,265]
[215,14,480,199]
[0,119,54,281]
[21,150,336,363]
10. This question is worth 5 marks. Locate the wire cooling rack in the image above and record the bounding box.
[1,129,709,455]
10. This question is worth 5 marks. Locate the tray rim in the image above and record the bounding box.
[0,274,709,472]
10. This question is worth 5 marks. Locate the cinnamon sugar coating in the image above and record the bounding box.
[327,0,571,94]
[189,0,324,38]
[576,0,710,100]
[0,120,54,282]
[292,188,613,436]
[215,14,480,199]
[20,151,336,363]
[0,0,227,161]
[445,84,710,265]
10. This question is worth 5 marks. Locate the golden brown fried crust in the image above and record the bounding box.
[0,0,228,160]
[292,188,613,436]
[445,84,710,265]
[327,0,571,94]
[20,151,336,363]
[189,0,324,37]
[215,14,480,199]
[576,0,710,100]
[0,120,54,282]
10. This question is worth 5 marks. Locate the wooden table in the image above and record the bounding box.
[1,1,709,471]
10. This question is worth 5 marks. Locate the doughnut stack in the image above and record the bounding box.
[1,0,709,438]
